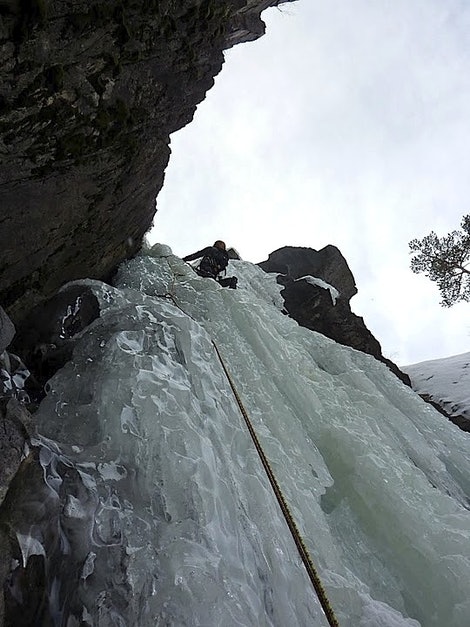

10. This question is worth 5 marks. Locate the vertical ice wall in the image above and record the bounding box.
[17,244,470,625]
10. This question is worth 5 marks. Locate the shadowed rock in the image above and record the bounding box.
[259,245,358,301]
[0,307,15,354]
[0,446,99,626]
[10,284,100,403]
[259,246,411,385]
[0,0,294,324]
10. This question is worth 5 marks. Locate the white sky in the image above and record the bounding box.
[148,0,470,367]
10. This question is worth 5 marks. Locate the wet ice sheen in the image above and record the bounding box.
[34,244,470,626]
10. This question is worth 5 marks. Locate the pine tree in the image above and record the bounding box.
[409,215,470,307]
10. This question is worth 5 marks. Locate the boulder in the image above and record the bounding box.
[259,245,358,301]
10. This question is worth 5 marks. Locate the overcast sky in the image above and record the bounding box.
[148,0,470,367]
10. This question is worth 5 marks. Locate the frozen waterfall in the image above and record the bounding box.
[19,244,470,625]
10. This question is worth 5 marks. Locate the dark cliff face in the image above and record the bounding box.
[0,0,292,323]
[259,246,411,385]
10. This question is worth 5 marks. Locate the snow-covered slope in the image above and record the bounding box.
[403,353,470,427]
[10,245,470,626]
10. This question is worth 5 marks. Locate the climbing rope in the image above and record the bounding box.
[212,341,340,627]
[157,260,339,625]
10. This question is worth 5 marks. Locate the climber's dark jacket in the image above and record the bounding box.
[183,246,229,279]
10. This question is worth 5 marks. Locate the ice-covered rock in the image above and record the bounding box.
[1,245,469,626]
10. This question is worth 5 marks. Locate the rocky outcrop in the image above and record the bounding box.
[0,0,293,324]
[259,245,411,385]
[0,304,35,625]
[0,306,15,353]
[10,283,100,403]
[0,286,103,624]
[0,443,98,626]
[1,304,32,503]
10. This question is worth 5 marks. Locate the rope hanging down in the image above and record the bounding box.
[212,341,340,627]
[154,264,338,625]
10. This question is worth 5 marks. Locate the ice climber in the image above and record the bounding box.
[183,240,238,289]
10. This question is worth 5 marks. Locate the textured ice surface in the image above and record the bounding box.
[32,244,470,626]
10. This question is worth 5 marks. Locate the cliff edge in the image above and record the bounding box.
[0,0,293,323]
